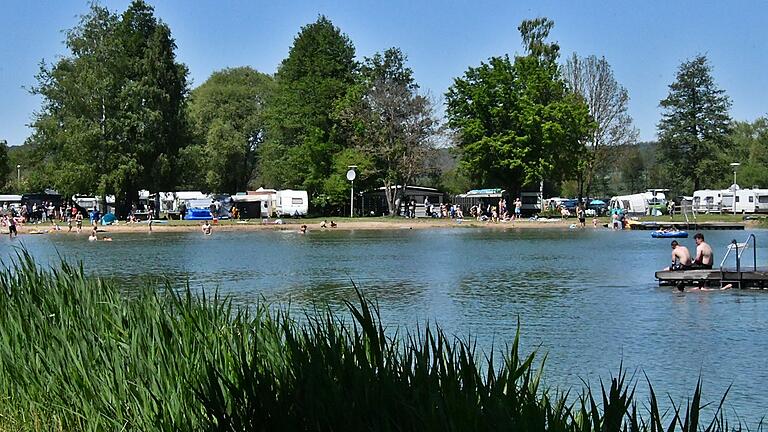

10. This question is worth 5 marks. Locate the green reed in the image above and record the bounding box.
[0,250,755,431]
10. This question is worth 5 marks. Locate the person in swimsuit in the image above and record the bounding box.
[664,240,692,271]
[689,233,714,269]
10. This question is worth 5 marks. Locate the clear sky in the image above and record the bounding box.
[1,0,766,146]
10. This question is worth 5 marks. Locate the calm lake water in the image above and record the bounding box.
[2,227,767,422]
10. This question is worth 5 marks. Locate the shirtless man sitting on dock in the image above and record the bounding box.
[664,240,691,271]
[689,233,713,269]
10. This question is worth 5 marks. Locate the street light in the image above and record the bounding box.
[346,165,357,218]
[16,165,20,183]
[730,162,740,215]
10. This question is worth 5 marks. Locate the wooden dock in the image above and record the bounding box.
[655,268,768,289]
[630,221,745,231]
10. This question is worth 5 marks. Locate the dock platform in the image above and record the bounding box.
[631,221,744,231]
[655,267,768,289]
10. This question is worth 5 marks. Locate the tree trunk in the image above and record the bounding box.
[384,180,396,217]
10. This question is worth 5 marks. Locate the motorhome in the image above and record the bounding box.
[721,188,756,214]
[692,189,723,213]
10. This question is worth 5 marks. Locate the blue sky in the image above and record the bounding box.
[1,0,766,146]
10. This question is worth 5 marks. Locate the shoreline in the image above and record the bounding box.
[5,216,760,236]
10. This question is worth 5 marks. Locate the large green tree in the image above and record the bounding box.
[258,16,357,210]
[184,67,274,193]
[445,18,593,195]
[337,48,438,215]
[657,55,732,193]
[30,1,189,215]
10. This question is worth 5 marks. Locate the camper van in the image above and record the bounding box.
[276,189,309,217]
[721,188,756,214]
[692,189,723,213]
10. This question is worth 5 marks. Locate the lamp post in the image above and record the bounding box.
[730,162,740,215]
[346,166,357,218]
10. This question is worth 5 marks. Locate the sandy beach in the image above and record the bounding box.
[7,217,604,235]
[6,215,759,236]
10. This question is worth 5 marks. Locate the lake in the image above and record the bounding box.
[2,226,767,422]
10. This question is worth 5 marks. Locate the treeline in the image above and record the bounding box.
[3,1,766,214]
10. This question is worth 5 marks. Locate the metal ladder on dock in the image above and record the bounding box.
[719,233,757,289]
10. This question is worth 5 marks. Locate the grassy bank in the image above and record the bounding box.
[0,251,744,431]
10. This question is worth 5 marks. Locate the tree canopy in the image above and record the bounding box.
[656,55,732,193]
[562,53,637,197]
[257,15,358,210]
[445,18,594,194]
[337,48,438,215]
[30,0,189,215]
[184,67,274,193]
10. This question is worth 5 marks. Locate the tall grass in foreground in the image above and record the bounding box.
[0,250,754,431]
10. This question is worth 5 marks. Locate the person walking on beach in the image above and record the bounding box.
[576,204,586,228]
[4,214,17,239]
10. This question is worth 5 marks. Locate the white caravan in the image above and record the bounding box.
[276,189,309,216]
[609,190,669,216]
[721,188,756,214]
[753,189,768,213]
[692,189,724,213]
[176,191,211,210]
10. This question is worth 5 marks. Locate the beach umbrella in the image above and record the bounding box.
[589,199,606,205]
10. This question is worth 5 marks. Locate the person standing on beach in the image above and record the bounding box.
[75,212,83,233]
[514,198,522,220]
[576,204,586,228]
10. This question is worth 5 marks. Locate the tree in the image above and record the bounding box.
[445,18,593,196]
[30,1,189,216]
[337,48,439,215]
[657,55,732,193]
[0,142,9,190]
[186,67,274,193]
[562,53,638,199]
[258,16,357,210]
[728,118,768,188]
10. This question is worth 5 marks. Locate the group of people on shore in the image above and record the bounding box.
[467,197,524,223]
